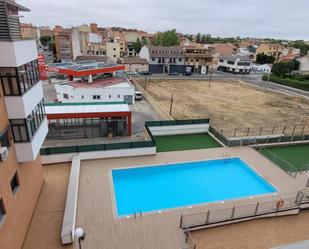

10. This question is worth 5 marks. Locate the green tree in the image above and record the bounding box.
[293,40,309,56]
[151,29,179,46]
[141,37,148,46]
[47,40,56,55]
[132,38,142,54]
[256,53,275,64]
[271,61,290,76]
[196,33,201,43]
[40,35,52,47]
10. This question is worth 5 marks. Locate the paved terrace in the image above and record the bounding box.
[23,147,309,249]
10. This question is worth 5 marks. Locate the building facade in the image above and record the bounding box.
[256,43,285,60]
[55,77,135,104]
[217,55,252,74]
[139,45,185,74]
[122,57,149,72]
[0,1,48,249]
[183,45,213,74]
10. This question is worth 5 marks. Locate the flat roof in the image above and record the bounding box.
[62,77,133,89]
[45,102,130,115]
[47,61,125,77]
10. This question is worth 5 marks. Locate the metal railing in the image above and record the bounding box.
[180,193,299,229]
[208,124,309,147]
[182,228,196,249]
[220,124,309,138]
[259,147,298,177]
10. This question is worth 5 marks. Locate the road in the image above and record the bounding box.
[134,72,309,99]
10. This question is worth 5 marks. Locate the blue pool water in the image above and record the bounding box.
[112,158,277,216]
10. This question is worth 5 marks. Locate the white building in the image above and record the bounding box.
[217,55,252,74]
[55,77,135,104]
[0,1,48,162]
[298,56,309,74]
[251,64,272,74]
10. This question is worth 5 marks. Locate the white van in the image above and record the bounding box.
[135,91,143,100]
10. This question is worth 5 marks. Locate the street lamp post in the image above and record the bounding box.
[74,227,86,249]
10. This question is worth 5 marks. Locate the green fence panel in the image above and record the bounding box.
[105,142,132,150]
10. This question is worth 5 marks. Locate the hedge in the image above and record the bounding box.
[262,75,309,91]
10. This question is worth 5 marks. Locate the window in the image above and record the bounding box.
[109,94,111,99]
[152,58,155,62]
[0,60,40,96]
[81,95,84,99]
[113,55,116,58]
[179,58,182,62]
[113,48,116,51]
[0,198,6,224]
[93,95,101,100]
[63,93,69,99]
[10,172,20,195]
[118,94,120,98]
[10,100,45,143]
[0,127,11,148]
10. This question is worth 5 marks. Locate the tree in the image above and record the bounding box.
[271,61,290,76]
[256,53,275,64]
[293,40,309,56]
[47,40,56,55]
[132,38,142,54]
[141,37,148,46]
[151,29,179,46]
[196,33,201,43]
[40,35,52,47]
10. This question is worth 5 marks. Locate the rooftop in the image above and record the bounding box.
[122,57,148,64]
[23,147,309,249]
[59,77,133,89]
[45,102,130,115]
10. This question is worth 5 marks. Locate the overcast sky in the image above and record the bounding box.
[19,0,309,40]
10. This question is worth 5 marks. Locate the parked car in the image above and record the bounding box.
[140,71,152,75]
[135,91,143,100]
[128,71,138,75]
[169,72,179,76]
[183,71,192,76]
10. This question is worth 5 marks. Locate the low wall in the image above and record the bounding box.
[132,79,173,120]
[41,146,156,164]
[149,124,209,136]
[61,154,80,244]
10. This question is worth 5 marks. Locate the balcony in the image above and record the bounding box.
[4,81,44,119]
[14,117,48,162]
[0,40,37,67]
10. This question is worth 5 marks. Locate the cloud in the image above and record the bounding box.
[18,0,309,40]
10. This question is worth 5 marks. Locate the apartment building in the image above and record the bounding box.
[87,42,120,62]
[140,45,185,74]
[183,45,213,74]
[20,23,38,43]
[256,43,285,60]
[217,55,252,74]
[0,1,48,249]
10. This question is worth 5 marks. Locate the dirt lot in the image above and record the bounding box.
[143,79,309,130]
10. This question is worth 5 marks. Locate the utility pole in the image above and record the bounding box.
[169,93,174,116]
[208,69,213,87]
[242,64,246,80]
[144,75,147,91]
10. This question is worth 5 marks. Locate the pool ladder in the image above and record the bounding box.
[134,210,143,218]
[223,152,231,164]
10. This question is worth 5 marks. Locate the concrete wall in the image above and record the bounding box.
[41,146,156,164]
[149,124,209,136]
[0,40,37,67]
[4,81,44,119]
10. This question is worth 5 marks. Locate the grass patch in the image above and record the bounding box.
[154,133,221,152]
[260,144,309,171]
[262,75,309,91]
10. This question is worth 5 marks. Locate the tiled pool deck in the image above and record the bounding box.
[23,147,309,249]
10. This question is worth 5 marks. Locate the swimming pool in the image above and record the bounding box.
[112,158,277,216]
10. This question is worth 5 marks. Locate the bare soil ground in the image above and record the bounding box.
[143,79,309,130]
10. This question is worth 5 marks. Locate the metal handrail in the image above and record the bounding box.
[260,147,298,177]
[179,192,301,229]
